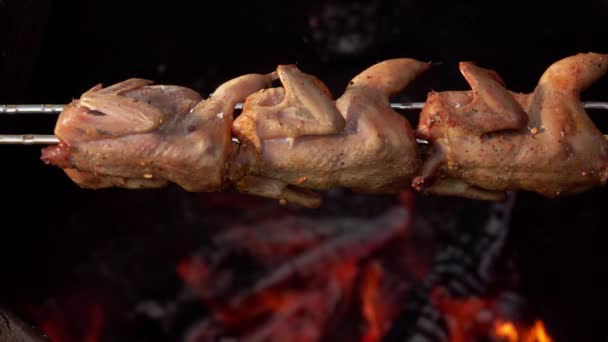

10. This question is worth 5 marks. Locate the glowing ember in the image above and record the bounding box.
[495,321,519,341]
[21,294,105,342]
[175,204,417,341]
[430,286,490,342]
[359,261,401,342]
[430,286,555,342]
[360,262,384,342]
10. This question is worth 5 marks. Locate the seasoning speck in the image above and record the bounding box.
[296,176,307,184]
[143,173,153,179]
[217,112,224,119]
[530,127,538,135]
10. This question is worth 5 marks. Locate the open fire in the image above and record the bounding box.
[494,320,552,342]
[6,191,555,342]
[430,287,553,342]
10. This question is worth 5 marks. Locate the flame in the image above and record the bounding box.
[529,320,553,342]
[430,286,554,342]
[495,321,519,341]
[494,320,553,342]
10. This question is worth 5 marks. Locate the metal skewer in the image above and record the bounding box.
[0,102,606,145]
[0,104,66,114]
[0,102,426,115]
[0,134,60,145]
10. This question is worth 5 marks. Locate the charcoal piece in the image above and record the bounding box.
[384,194,516,341]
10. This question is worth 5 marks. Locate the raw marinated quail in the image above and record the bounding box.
[230,59,429,207]
[41,74,273,191]
[414,52,608,200]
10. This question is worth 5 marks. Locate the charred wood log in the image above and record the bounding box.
[384,194,516,341]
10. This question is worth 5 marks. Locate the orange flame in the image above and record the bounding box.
[429,286,554,342]
[495,321,519,341]
[494,320,553,342]
[529,320,553,342]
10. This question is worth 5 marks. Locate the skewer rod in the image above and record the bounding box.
[0,102,426,113]
[0,104,65,114]
[0,101,608,114]
[2,134,607,145]
[0,134,60,145]
[6,134,608,145]
[0,135,427,145]
[1,101,605,114]
[0,102,607,145]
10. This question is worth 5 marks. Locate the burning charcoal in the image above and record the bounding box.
[382,287,450,342]
[179,206,410,304]
[359,261,403,342]
[429,290,554,342]
[384,194,517,341]
[182,264,352,342]
[19,294,105,342]
[429,194,516,297]
[177,203,417,341]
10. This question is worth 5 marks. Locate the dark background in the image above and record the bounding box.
[1,0,608,340]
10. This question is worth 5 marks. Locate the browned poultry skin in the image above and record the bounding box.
[415,52,608,200]
[231,59,430,207]
[41,74,274,191]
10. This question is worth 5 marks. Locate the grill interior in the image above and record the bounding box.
[1,0,608,341]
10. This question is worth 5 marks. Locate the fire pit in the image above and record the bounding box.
[1,190,556,341]
[1,0,608,341]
